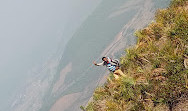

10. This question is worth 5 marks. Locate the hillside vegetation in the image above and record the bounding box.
[82,0,188,110]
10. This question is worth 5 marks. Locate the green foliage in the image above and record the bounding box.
[173,10,188,41]
[156,0,188,42]
[152,59,161,68]
[80,106,86,111]
[83,0,188,110]
[85,102,95,111]
[185,47,188,55]
[93,86,108,101]
[170,0,187,7]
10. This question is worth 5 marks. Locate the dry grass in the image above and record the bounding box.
[82,0,188,110]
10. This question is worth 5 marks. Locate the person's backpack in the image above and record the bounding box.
[111,59,120,67]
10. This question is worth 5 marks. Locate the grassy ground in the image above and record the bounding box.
[82,0,188,110]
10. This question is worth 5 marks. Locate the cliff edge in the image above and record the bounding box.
[82,0,188,110]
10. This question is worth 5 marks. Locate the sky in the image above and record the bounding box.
[0,0,101,110]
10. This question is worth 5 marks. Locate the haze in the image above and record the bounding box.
[0,0,101,110]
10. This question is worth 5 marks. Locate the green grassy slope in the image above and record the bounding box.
[82,0,188,110]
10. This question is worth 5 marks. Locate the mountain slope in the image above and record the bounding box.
[83,0,188,110]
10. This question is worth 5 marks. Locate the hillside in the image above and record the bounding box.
[82,0,188,110]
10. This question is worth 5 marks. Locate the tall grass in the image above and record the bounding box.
[83,0,188,110]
